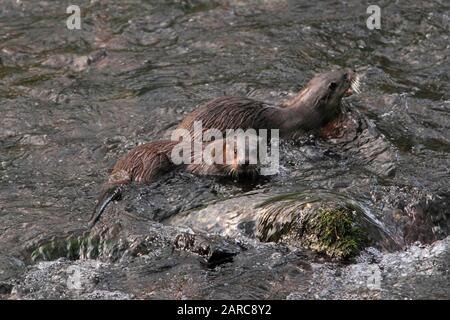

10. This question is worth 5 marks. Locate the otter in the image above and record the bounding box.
[90,138,262,227]
[90,140,178,227]
[186,136,261,179]
[177,69,360,139]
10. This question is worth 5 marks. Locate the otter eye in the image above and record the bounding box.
[329,82,337,91]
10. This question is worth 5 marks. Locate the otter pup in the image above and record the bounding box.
[186,136,261,179]
[177,69,360,138]
[90,138,262,226]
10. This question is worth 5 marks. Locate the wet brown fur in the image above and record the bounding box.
[91,139,259,226]
[186,138,259,178]
[108,140,178,185]
[90,140,179,227]
[178,69,356,138]
[91,69,356,226]
[178,96,275,136]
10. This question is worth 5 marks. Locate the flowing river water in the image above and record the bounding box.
[0,0,449,299]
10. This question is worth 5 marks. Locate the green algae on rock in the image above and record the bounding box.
[31,234,101,262]
[299,207,368,259]
[256,199,376,260]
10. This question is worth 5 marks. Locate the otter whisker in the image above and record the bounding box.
[227,166,235,178]
[350,74,362,94]
[351,78,361,94]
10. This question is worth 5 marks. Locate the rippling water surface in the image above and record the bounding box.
[0,0,449,299]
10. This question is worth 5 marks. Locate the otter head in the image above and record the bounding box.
[205,136,261,179]
[298,68,360,114]
[228,136,260,178]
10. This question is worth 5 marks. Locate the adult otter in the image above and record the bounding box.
[177,69,360,138]
[90,138,261,226]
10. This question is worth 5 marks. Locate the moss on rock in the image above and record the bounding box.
[301,207,367,259]
[257,198,372,260]
[31,235,102,262]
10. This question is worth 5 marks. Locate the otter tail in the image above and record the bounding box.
[89,184,124,228]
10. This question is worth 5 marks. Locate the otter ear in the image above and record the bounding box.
[328,82,337,91]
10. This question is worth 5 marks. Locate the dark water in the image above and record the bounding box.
[0,0,449,299]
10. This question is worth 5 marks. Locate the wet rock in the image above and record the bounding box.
[174,233,241,267]
[165,193,266,237]
[7,235,449,300]
[0,255,26,282]
[371,186,448,244]
[66,263,102,291]
[320,108,397,177]
[85,290,134,300]
[287,236,450,300]
[9,259,134,300]
[0,282,13,295]
[256,199,390,260]
[168,191,403,260]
